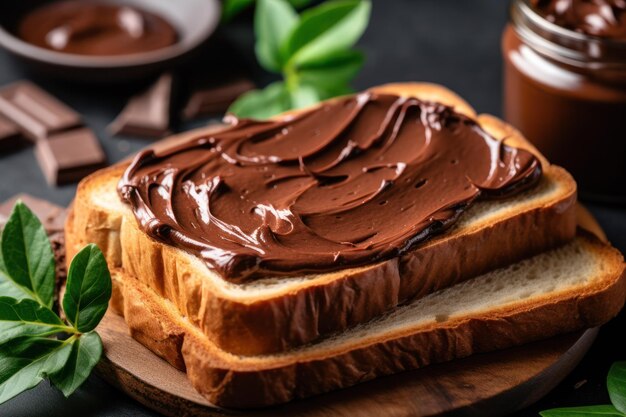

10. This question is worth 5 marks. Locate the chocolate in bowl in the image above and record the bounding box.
[17,1,178,57]
[0,0,220,82]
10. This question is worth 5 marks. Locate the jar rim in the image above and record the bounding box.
[515,0,626,45]
[511,0,626,68]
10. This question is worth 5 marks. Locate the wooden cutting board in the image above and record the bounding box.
[96,313,596,417]
[93,205,606,417]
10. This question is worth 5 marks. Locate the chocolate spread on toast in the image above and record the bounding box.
[120,92,541,282]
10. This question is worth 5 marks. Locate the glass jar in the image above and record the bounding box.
[502,0,626,202]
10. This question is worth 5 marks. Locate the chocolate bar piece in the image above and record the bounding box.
[0,81,105,185]
[0,193,66,233]
[108,73,173,139]
[35,127,107,185]
[181,78,255,120]
[0,81,82,141]
[0,114,28,153]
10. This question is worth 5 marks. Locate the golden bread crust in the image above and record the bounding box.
[110,233,625,408]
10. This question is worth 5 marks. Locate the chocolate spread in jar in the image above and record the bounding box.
[532,0,626,38]
[18,1,177,56]
[503,0,626,201]
[119,92,541,282]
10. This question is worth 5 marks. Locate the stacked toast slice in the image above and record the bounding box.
[66,83,625,408]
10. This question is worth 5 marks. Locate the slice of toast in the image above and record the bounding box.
[104,232,626,408]
[66,83,577,355]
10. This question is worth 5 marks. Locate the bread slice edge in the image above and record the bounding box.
[106,232,625,408]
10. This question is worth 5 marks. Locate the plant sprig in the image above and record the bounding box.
[540,362,626,416]
[0,202,112,405]
[229,0,371,119]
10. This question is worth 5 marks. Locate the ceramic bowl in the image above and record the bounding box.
[0,0,221,82]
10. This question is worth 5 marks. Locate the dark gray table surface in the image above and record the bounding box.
[1,1,625,416]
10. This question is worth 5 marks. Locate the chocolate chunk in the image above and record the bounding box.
[0,81,105,185]
[35,127,107,185]
[0,114,29,153]
[49,230,67,309]
[0,193,67,233]
[0,81,82,141]
[181,78,255,120]
[109,73,173,139]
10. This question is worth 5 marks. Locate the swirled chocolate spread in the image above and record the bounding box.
[532,0,626,38]
[119,92,541,282]
[18,1,177,56]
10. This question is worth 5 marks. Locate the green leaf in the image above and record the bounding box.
[0,239,32,300]
[289,84,320,109]
[609,362,626,413]
[0,277,32,301]
[298,49,364,90]
[0,202,55,307]
[286,0,371,67]
[0,231,5,274]
[539,405,625,416]
[222,0,312,22]
[50,332,102,397]
[0,337,72,405]
[0,297,68,344]
[228,82,292,119]
[0,232,19,298]
[222,0,254,21]
[255,0,299,72]
[289,0,312,7]
[1,235,33,301]
[317,84,355,100]
[63,244,112,333]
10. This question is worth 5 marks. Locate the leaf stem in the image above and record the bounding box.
[35,325,81,339]
[284,63,300,92]
[60,325,80,335]
[36,326,79,339]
